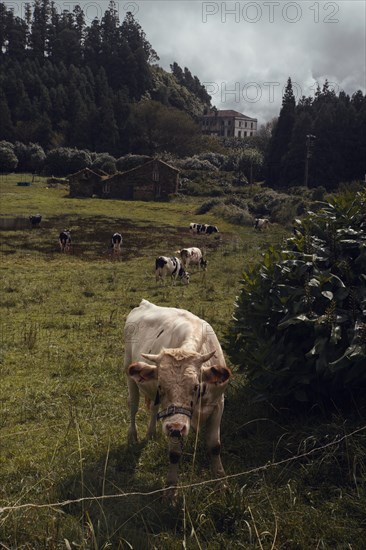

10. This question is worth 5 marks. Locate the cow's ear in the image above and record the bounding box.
[201,365,231,385]
[128,362,158,382]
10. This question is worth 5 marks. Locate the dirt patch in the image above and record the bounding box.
[0,214,233,261]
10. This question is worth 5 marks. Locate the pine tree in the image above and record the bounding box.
[265,77,296,187]
[282,110,313,186]
[0,91,14,140]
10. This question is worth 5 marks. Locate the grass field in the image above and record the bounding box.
[1,175,365,549]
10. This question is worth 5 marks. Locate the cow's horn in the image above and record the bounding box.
[141,352,161,364]
[199,350,216,363]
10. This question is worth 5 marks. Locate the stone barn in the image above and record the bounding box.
[68,168,107,198]
[102,159,179,200]
[68,160,179,200]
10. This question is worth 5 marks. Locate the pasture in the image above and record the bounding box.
[1,175,365,549]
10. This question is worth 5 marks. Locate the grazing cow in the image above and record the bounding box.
[254,218,270,231]
[179,247,207,270]
[189,223,219,235]
[111,232,123,257]
[59,229,71,252]
[29,214,42,227]
[155,256,190,285]
[125,299,231,493]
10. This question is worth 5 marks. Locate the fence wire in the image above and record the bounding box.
[1,425,365,515]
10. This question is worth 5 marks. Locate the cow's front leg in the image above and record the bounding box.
[164,436,183,497]
[127,378,140,444]
[205,403,226,480]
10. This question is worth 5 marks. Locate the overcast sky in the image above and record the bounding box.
[8,0,366,125]
[133,0,366,125]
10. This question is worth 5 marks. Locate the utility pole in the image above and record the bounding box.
[304,134,316,187]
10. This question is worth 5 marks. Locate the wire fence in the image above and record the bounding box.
[1,424,365,515]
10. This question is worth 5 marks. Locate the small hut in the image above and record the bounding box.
[68,168,106,198]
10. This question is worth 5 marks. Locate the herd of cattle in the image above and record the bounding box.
[54,219,269,285]
[27,211,271,496]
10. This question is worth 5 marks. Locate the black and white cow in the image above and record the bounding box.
[111,232,123,257]
[179,247,207,270]
[189,223,219,235]
[155,256,190,285]
[254,218,270,231]
[59,229,71,253]
[29,214,42,227]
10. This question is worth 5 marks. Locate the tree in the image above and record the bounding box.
[265,77,296,187]
[281,111,313,186]
[235,148,264,184]
[0,91,14,140]
[128,100,202,156]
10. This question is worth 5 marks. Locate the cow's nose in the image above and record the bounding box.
[166,422,187,437]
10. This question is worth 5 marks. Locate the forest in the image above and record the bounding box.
[0,0,210,155]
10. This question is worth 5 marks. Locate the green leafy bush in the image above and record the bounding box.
[116,154,151,172]
[227,190,366,405]
[176,156,219,171]
[248,188,307,224]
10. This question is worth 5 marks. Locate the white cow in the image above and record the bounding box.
[125,299,231,493]
[254,218,270,231]
[155,256,190,285]
[178,247,207,270]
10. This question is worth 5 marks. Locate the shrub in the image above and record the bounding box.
[213,203,253,226]
[0,140,14,151]
[67,149,92,174]
[197,152,226,168]
[0,146,18,172]
[227,190,366,406]
[195,198,222,214]
[311,185,327,201]
[91,153,116,174]
[249,188,306,224]
[176,156,218,171]
[116,154,151,172]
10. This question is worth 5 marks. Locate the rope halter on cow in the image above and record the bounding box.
[157,404,193,421]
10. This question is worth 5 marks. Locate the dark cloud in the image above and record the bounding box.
[135,0,365,125]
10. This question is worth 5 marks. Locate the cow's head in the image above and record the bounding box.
[179,268,190,285]
[128,349,231,440]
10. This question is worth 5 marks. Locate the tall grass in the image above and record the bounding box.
[1,174,365,548]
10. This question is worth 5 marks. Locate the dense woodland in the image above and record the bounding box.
[266,78,366,188]
[0,0,211,155]
[0,1,365,189]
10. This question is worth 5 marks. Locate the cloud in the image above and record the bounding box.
[132,0,365,125]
